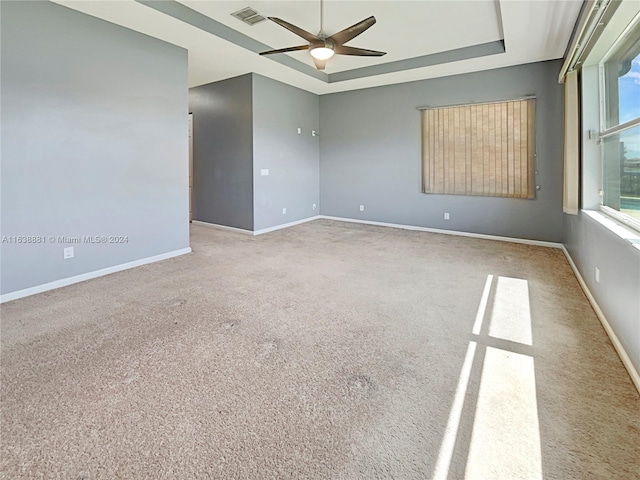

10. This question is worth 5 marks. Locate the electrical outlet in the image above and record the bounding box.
[359,205,365,211]
[260,168,269,176]
[313,203,317,210]
[63,247,74,259]
[595,267,600,283]
[282,207,287,214]
[444,212,450,220]
[297,127,301,135]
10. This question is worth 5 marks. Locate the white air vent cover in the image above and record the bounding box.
[231,7,266,26]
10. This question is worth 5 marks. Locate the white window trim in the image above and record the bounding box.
[596,12,640,233]
[599,205,640,232]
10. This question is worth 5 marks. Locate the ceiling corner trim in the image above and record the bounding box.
[328,40,506,83]
[136,0,506,86]
[135,0,327,82]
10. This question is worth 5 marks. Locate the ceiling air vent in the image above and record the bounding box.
[231,7,266,26]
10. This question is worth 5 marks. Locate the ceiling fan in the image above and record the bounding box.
[259,0,386,70]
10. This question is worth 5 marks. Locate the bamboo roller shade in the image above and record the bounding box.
[422,99,536,198]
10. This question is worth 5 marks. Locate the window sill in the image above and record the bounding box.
[582,210,640,252]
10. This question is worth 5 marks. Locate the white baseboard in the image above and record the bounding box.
[194,215,556,247]
[0,247,192,304]
[318,215,563,248]
[254,216,320,235]
[193,216,320,236]
[561,246,640,394]
[191,221,254,235]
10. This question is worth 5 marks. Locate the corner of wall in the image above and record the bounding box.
[251,74,321,231]
[562,211,640,392]
[250,73,256,231]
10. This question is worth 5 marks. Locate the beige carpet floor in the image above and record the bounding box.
[1,219,638,479]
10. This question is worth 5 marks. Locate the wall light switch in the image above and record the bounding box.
[359,205,365,211]
[260,169,269,176]
[297,128,301,135]
[444,212,450,220]
[282,207,287,214]
[64,247,74,259]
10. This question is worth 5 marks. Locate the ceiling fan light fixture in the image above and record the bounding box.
[310,46,335,60]
[259,0,386,70]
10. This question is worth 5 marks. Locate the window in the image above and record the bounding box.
[599,20,640,229]
[421,99,536,199]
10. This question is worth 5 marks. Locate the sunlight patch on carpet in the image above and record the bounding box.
[489,276,532,346]
[432,341,478,480]
[465,347,542,480]
[472,275,494,335]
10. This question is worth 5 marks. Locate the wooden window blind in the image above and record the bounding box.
[421,98,536,198]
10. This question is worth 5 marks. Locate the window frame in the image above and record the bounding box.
[597,15,640,232]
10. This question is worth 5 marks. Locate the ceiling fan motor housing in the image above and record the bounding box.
[312,37,335,50]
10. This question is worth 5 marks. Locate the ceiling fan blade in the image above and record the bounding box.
[329,16,376,45]
[312,57,326,70]
[268,17,319,43]
[260,45,309,56]
[334,45,387,57]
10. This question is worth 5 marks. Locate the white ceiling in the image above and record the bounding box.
[53,0,583,95]
[183,0,504,72]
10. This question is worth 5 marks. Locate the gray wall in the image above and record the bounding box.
[189,74,254,230]
[252,74,320,231]
[564,213,640,373]
[1,1,189,295]
[319,61,565,242]
[561,65,640,376]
